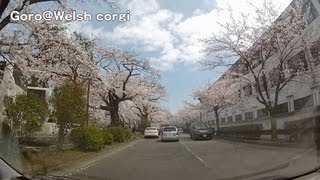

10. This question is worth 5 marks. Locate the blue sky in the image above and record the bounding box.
[68,0,291,113]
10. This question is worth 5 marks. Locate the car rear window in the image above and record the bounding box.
[195,125,209,129]
[146,127,157,130]
[163,127,177,132]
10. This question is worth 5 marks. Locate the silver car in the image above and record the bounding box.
[161,126,179,142]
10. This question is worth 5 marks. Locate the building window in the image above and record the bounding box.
[255,74,267,92]
[235,114,242,121]
[238,89,242,98]
[227,116,233,122]
[252,54,262,69]
[244,111,254,120]
[257,108,268,117]
[294,95,314,111]
[0,61,6,80]
[221,117,226,123]
[243,84,253,97]
[291,0,319,25]
[270,68,285,87]
[287,51,308,76]
[302,0,318,24]
[28,89,46,101]
[241,64,249,75]
[311,38,320,66]
[13,64,27,90]
[274,102,289,114]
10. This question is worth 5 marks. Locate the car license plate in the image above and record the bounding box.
[203,134,207,137]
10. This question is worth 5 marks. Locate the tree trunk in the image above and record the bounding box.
[86,80,90,126]
[269,109,278,142]
[57,125,65,151]
[214,107,220,136]
[110,104,121,126]
[139,115,150,132]
[313,116,320,162]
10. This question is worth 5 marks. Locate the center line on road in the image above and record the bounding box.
[182,143,208,168]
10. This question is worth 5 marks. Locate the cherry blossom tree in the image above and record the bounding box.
[174,101,202,128]
[131,78,167,131]
[118,101,140,130]
[23,23,100,86]
[97,48,159,127]
[201,0,315,141]
[0,0,116,70]
[193,74,238,135]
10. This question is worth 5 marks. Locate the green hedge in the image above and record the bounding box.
[102,130,114,145]
[104,127,132,143]
[71,126,104,151]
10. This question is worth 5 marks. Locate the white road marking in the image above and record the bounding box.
[182,142,208,168]
[286,148,315,163]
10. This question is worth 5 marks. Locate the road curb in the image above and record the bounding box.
[50,138,143,177]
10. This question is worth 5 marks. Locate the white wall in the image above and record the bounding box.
[0,63,25,138]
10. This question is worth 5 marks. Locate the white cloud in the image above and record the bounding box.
[104,9,181,51]
[125,0,159,16]
[66,21,105,38]
[70,0,293,71]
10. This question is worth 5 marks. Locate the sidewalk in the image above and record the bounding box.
[220,147,318,180]
[214,136,315,148]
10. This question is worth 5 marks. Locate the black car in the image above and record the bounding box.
[189,123,214,140]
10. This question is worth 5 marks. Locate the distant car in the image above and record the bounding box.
[144,127,159,138]
[159,125,170,135]
[189,123,213,140]
[161,126,179,142]
[178,128,184,133]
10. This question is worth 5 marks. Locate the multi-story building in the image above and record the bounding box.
[0,61,25,138]
[27,86,58,135]
[203,0,320,141]
[0,61,58,137]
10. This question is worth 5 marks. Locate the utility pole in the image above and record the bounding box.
[86,78,91,125]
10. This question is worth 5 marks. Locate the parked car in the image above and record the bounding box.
[189,123,213,140]
[161,126,179,142]
[144,127,159,138]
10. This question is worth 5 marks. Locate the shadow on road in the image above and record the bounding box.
[143,137,159,139]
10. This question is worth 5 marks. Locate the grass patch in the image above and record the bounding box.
[22,137,139,175]
[23,150,90,174]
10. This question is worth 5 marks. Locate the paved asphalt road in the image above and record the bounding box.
[71,134,318,180]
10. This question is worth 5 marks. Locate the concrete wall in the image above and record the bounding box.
[38,122,58,135]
